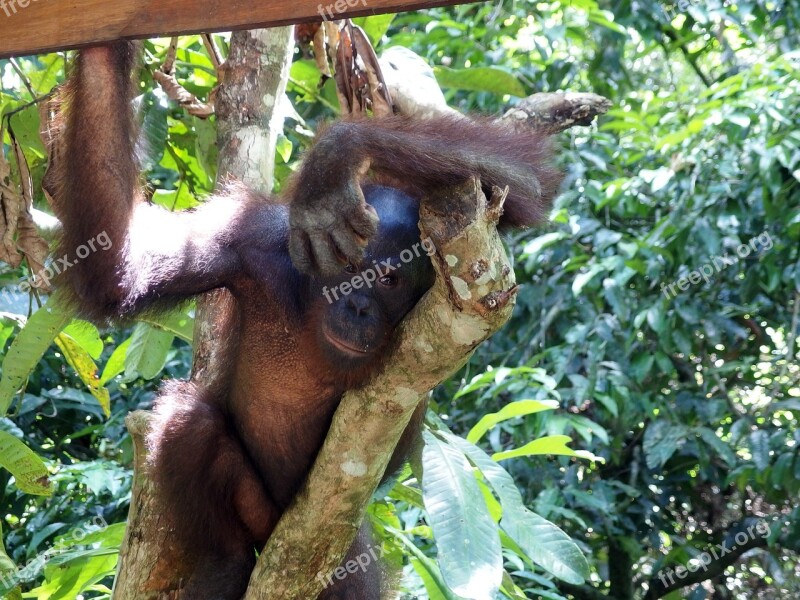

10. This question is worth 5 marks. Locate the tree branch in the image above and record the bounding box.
[502,92,612,133]
[643,520,774,599]
[245,180,519,598]
[557,581,609,600]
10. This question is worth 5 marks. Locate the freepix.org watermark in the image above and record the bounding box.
[656,519,771,587]
[0,0,42,18]
[660,231,773,300]
[0,231,112,305]
[0,514,109,591]
[317,0,368,21]
[316,540,387,589]
[322,237,436,304]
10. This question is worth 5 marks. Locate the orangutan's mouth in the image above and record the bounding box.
[324,330,370,355]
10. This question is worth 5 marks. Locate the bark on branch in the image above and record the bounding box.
[502,92,612,134]
[245,179,517,598]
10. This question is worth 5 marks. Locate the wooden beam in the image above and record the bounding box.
[0,0,478,59]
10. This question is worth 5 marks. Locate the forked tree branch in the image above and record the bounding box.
[245,179,518,598]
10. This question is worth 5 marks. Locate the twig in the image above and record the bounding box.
[1,90,56,125]
[153,38,215,118]
[643,521,772,599]
[202,34,223,71]
[9,58,36,98]
[662,27,711,87]
[162,37,179,74]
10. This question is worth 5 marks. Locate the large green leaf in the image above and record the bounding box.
[491,434,598,462]
[421,430,503,599]
[99,337,132,386]
[141,310,194,344]
[643,421,689,470]
[0,430,51,496]
[0,520,22,600]
[124,323,175,381]
[444,432,589,584]
[0,295,75,415]
[433,66,526,97]
[467,399,559,443]
[54,333,110,417]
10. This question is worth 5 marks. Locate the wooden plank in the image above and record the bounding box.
[0,0,477,59]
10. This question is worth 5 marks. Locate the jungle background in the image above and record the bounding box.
[0,0,799,598]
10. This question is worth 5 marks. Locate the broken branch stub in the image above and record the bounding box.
[502,91,613,134]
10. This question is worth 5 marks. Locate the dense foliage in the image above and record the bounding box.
[1,1,798,598]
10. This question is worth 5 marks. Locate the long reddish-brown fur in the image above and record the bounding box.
[52,40,561,599]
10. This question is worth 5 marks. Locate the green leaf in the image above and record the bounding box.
[276,134,293,164]
[353,13,396,45]
[141,310,194,344]
[646,305,665,334]
[124,323,175,381]
[386,525,459,600]
[30,549,117,600]
[409,558,451,600]
[749,429,771,470]
[9,105,46,156]
[491,434,600,462]
[572,263,605,296]
[99,337,132,386]
[593,393,619,418]
[433,66,526,97]
[60,321,104,359]
[421,430,502,599]
[54,333,111,417]
[444,432,589,584]
[194,116,219,181]
[697,427,737,467]
[467,399,559,443]
[0,295,75,415]
[0,521,21,599]
[631,353,654,383]
[522,231,569,260]
[0,430,51,495]
[643,421,689,470]
[290,59,323,92]
[140,90,169,171]
[151,186,199,211]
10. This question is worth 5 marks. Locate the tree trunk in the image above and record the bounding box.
[192,26,294,384]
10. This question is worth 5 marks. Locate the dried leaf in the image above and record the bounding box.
[39,89,65,211]
[323,21,340,69]
[312,25,333,80]
[333,20,393,116]
[7,128,50,288]
[350,26,392,117]
[334,23,357,114]
[0,150,23,268]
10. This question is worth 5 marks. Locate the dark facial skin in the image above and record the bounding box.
[314,186,435,371]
